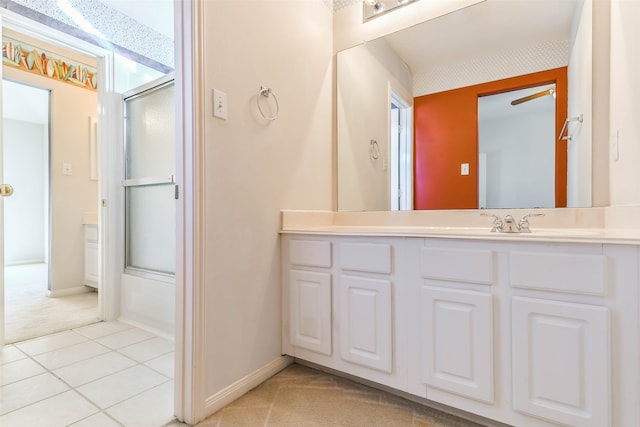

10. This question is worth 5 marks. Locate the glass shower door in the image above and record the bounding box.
[123,77,175,277]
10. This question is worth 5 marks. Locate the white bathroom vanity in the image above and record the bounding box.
[281,209,640,426]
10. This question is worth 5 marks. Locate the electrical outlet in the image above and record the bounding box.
[63,163,72,175]
[461,163,469,175]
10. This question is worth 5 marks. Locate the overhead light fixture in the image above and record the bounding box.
[364,0,384,13]
[363,0,419,22]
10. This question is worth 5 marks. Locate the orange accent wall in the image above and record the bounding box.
[414,67,568,210]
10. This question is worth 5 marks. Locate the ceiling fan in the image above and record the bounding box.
[510,88,556,106]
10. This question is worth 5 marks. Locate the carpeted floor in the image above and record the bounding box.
[4,263,99,343]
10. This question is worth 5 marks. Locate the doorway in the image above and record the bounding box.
[2,79,98,343]
[477,83,557,209]
[390,90,412,211]
[2,79,99,343]
[0,2,192,422]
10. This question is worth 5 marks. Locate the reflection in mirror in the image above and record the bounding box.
[337,0,589,212]
[478,84,556,209]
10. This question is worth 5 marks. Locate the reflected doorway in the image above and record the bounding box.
[478,83,556,209]
[390,91,412,211]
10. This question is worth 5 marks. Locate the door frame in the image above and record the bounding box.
[0,3,198,422]
[174,1,204,422]
[389,88,413,211]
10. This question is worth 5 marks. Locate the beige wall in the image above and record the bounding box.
[337,39,412,211]
[3,50,98,294]
[609,0,640,206]
[200,0,332,399]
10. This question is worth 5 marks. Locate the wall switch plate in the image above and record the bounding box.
[213,88,228,120]
[461,163,469,175]
[63,163,72,175]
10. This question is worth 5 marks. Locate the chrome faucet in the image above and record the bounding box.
[502,215,519,233]
[481,213,545,233]
[481,213,503,232]
[517,213,545,233]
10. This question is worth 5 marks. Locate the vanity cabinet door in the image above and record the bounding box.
[421,286,494,403]
[512,296,610,427]
[289,270,332,356]
[338,275,393,373]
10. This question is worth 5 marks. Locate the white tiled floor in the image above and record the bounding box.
[0,321,176,427]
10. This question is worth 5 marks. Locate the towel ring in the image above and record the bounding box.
[369,139,379,160]
[257,86,279,121]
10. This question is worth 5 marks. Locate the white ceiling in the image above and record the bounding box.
[385,0,580,75]
[96,0,174,39]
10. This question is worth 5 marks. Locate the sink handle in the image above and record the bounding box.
[518,213,545,233]
[481,213,503,232]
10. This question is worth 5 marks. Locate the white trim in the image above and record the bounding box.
[100,88,123,323]
[389,87,413,211]
[204,357,293,416]
[174,0,202,424]
[46,286,94,298]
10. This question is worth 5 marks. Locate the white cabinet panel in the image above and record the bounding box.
[340,242,391,274]
[289,270,332,355]
[421,247,495,285]
[289,239,332,268]
[512,297,610,427]
[510,251,606,295]
[421,286,493,403]
[339,275,392,373]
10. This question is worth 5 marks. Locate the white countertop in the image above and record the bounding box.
[281,225,640,244]
[280,208,640,244]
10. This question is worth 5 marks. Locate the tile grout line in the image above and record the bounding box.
[1,322,175,426]
[261,379,282,427]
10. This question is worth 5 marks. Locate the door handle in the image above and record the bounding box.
[0,184,14,197]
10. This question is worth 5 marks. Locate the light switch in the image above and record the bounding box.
[63,163,72,176]
[461,163,469,175]
[213,88,228,120]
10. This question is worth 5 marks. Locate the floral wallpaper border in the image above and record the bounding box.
[2,36,97,91]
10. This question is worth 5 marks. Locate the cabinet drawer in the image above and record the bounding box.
[421,248,495,285]
[340,242,391,274]
[289,239,332,268]
[510,251,606,295]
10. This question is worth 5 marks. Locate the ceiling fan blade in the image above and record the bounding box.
[510,89,554,105]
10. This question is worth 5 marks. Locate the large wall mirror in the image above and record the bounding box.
[337,0,593,212]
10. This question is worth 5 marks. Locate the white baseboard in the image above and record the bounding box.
[203,355,293,418]
[46,286,94,298]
